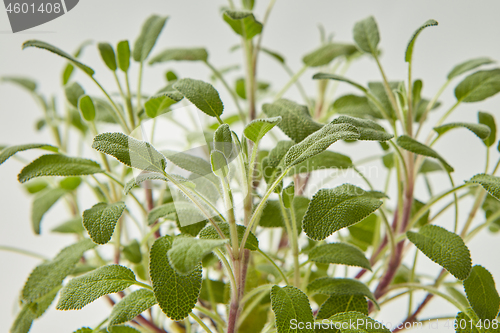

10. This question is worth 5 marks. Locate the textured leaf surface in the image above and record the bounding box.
[448,57,495,80]
[244,116,282,143]
[0,143,57,166]
[302,43,357,67]
[434,122,491,140]
[332,94,383,119]
[168,237,228,275]
[331,115,393,141]
[307,277,378,308]
[316,295,368,319]
[284,123,359,168]
[396,135,454,172]
[92,133,166,172]
[32,187,66,234]
[149,47,208,64]
[133,15,168,62]
[199,222,259,251]
[478,111,497,147]
[83,202,126,244]
[57,265,136,310]
[353,16,380,55]
[270,285,314,333]
[463,265,500,320]
[303,184,383,240]
[173,78,223,118]
[288,151,353,176]
[223,10,262,40]
[467,174,500,200]
[308,243,371,271]
[23,40,95,76]
[455,69,500,103]
[109,289,157,325]
[327,312,390,333]
[405,19,438,63]
[10,305,35,333]
[455,312,480,333]
[407,225,472,280]
[262,99,322,142]
[22,239,95,303]
[150,235,202,320]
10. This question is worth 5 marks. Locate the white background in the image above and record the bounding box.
[1,0,500,332]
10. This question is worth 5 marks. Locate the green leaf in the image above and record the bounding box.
[57,265,137,310]
[303,43,357,67]
[282,182,295,209]
[303,184,383,240]
[51,217,85,234]
[455,69,500,103]
[348,213,378,247]
[419,159,443,174]
[0,143,57,166]
[78,95,96,121]
[147,202,177,225]
[59,176,82,190]
[270,285,315,333]
[168,236,228,275]
[433,122,491,140]
[173,78,224,119]
[149,47,208,64]
[144,93,182,118]
[199,222,259,251]
[83,202,126,245]
[353,16,380,55]
[259,199,285,228]
[405,19,438,63]
[23,40,95,76]
[98,42,117,71]
[467,174,500,200]
[214,124,236,159]
[22,239,96,303]
[284,123,359,168]
[117,40,131,72]
[1,76,37,91]
[463,265,500,320]
[65,81,85,108]
[261,47,286,63]
[396,135,454,172]
[166,70,178,82]
[222,10,263,40]
[10,305,35,333]
[123,240,142,264]
[327,312,390,333]
[211,150,229,180]
[244,116,282,143]
[162,149,213,178]
[331,115,394,141]
[448,57,495,80]
[262,140,294,185]
[18,154,103,183]
[332,94,383,119]
[123,172,178,195]
[478,111,497,147]
[308,243,371,271]
[108,326,141,333]
[150,235,202,320]
[313,73,368,93]
[109,289,157,325]
[412,199,430,227]
[199,279,229,304]
[316,295,368,320]
[482,194,500,233]
[262,99,322,143]
[455,311,480,333]
[32,187,66,234]
[133,15,168,62]
[92,132,166,173]
[407,225,472,280]
[307,277,378,309]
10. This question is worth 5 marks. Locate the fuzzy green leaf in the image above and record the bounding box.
[22,239,96,303]
[214,124,236,159]
[123,240,142,264]
[32,187,66,234]
[1,76,37,91]
[353,16,380,55]
[78,95,96,121]
[133,15,168,62]
[52,217,85,234]
[162,149,213,178]
[150,235,202,320]
[223,10,262,40]
[18,155,103,183]
[270,285,315,333]
[123,172,178,195]
[396,135,454,172]
[57,265,137,310]
[313,73,368,93]
[168,236,228,275]
[307,277,378,309]
[448,58,495,80]
[455,311,480,333]
[405,19,438,63]
[83,202,126,245]
[327,312,390,333]
[147,202,177,225]
[467,174,500,200]
[316,295,368,320]
[262,99,322,143]
[332,94,383,119]
[308,243,371,271]
[433,122,491,140]
[149,47,208,64]
[0,143,58,166]
[109,326,141,333]
[455,69,500,103]
[348,214,378,247]
[199,279,229,304]
[92,132,166,173]
[282,182,295,209]
[331,115,394,141]
[199,222,259,251]
[284,123,359,168]
[211,150,229,180]
[109,289,157,325]
[173,78,223,118]
[117,40,131,72]
[463,265,500,320]
[244,116,282,143]
[10,305,35,333]
[407,225,472,280]
[303,43,358,67]
[23,40,95,76]
[262,141,294,185]
[98,42,117,71]
[65,82,85,108]
[145,93,181,118]
[420,159,444,174]
[368,81,401,120]
[303,184,383,241]
[478,111,497,147]
[147,201,208,236]
[59,176,82,191]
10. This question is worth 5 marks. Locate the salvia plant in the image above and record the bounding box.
[2,1,500,333]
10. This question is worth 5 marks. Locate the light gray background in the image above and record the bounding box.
[1,1,500,332]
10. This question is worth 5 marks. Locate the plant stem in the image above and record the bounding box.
[0,245,48,260]
[91,77,130,133]
[415,80,450,138]
[374,55,403,125]
[289,201,300,287]
[190,312,213,333]
[274,65,308,101]
[137,62,144,115]
[257,249,288,284]
[278,194,299,287]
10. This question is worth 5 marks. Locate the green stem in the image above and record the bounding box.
[114,71,135,129]
[194,305,226,329]
[214,248,237,297]
[136,62,144,115]
[278,193,299,287]
[91,77,130,133]
[282,63,311,109]
[190,312,213,333]
[387,283,466,312]
[374,55,403,125]
[289,201,300,287]
[465,209,500,241]
[0,245,48,260]
[407,250,418,317]
[134,281,153,290]
[415,80,450,138]
[257,249,288,284]
[274,65,308,101]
